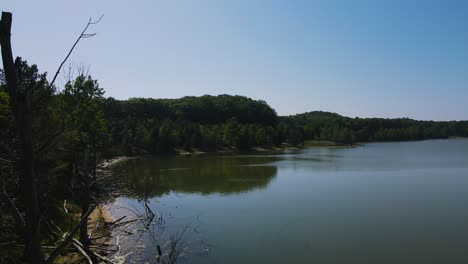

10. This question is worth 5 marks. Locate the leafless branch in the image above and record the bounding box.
[49,14,104,88]
[46,205,96,264]
[88,221,100,239]
[89,15,104,25]
[71,239,92,264]
[0,185,25,234]
[0,156,13,163]
[33,128,71,157]
[63,200,69,214]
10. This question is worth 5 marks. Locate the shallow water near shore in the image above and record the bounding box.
[107,139,468,263]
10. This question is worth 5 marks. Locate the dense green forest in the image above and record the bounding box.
[99,96,468,155]
[4,61,466,163]
[281,111,468,144]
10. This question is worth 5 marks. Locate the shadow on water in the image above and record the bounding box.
[112,154,280,198]
[104,140,468,264]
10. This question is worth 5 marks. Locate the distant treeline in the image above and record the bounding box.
[99,95,468,155]
[282,111,468,144]
[2,61,467,159]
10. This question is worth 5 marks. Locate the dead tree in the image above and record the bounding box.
[1,11,103,262]
[0,11,45,262]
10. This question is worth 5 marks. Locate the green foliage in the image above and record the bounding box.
[287,127,303,146]
[5,60,466,159]
[98,96,468,155]
[223,118,240,147]
[157,119,178,153]
[282,111,468,144]
[61,75,105,134]
[100,95,280,154]
[0,91,11,128]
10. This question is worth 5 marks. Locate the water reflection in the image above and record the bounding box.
[113,154,279,198]
[106,140,468,264]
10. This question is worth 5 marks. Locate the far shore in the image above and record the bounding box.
[175,141,358,156]
[98,138,467,160]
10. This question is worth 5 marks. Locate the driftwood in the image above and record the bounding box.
[71,239,92,264]
[63,200,69,214]
[88,221,100,239]
[92,251,115,264]
[46,205,96,263]
[108,216,126,226]
[72,238,114,264]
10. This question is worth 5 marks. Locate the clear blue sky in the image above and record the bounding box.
[3,0,468,120]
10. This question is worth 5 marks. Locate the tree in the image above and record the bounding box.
[0,12,46,262]
[287,127,303,146]
[1,11,105,262]
[158,119,177,153]
[61,74,105,250]
[222,117,240,147]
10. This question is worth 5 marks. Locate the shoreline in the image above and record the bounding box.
[108,138,467,158]
[87,204,113,245]
[90,155,135,226]
[85,156,135,262]
[175,143,359,156]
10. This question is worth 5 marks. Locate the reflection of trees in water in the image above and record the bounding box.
[114,155,279,198]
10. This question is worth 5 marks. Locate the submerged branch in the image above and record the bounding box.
[71,239,92,264]
[46,205,96,263]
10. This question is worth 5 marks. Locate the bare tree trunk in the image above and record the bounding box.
[79,179,90,247]
[78,146,97,262]
[0,12,45,263]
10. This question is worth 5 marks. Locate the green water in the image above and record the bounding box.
[109,139,468,263]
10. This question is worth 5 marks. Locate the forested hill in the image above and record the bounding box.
[281,111,468,144]
[101,95,277,125]
[99,95,280,154]
[99,94,468,155]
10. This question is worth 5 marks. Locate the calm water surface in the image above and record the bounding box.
[108,139,468,263]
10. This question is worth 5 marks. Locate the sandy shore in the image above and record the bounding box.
[88,204,113,231]
[88,204,114,249]
[87,156,135,261]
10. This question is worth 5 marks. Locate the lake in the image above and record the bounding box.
[107,139,468,263]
